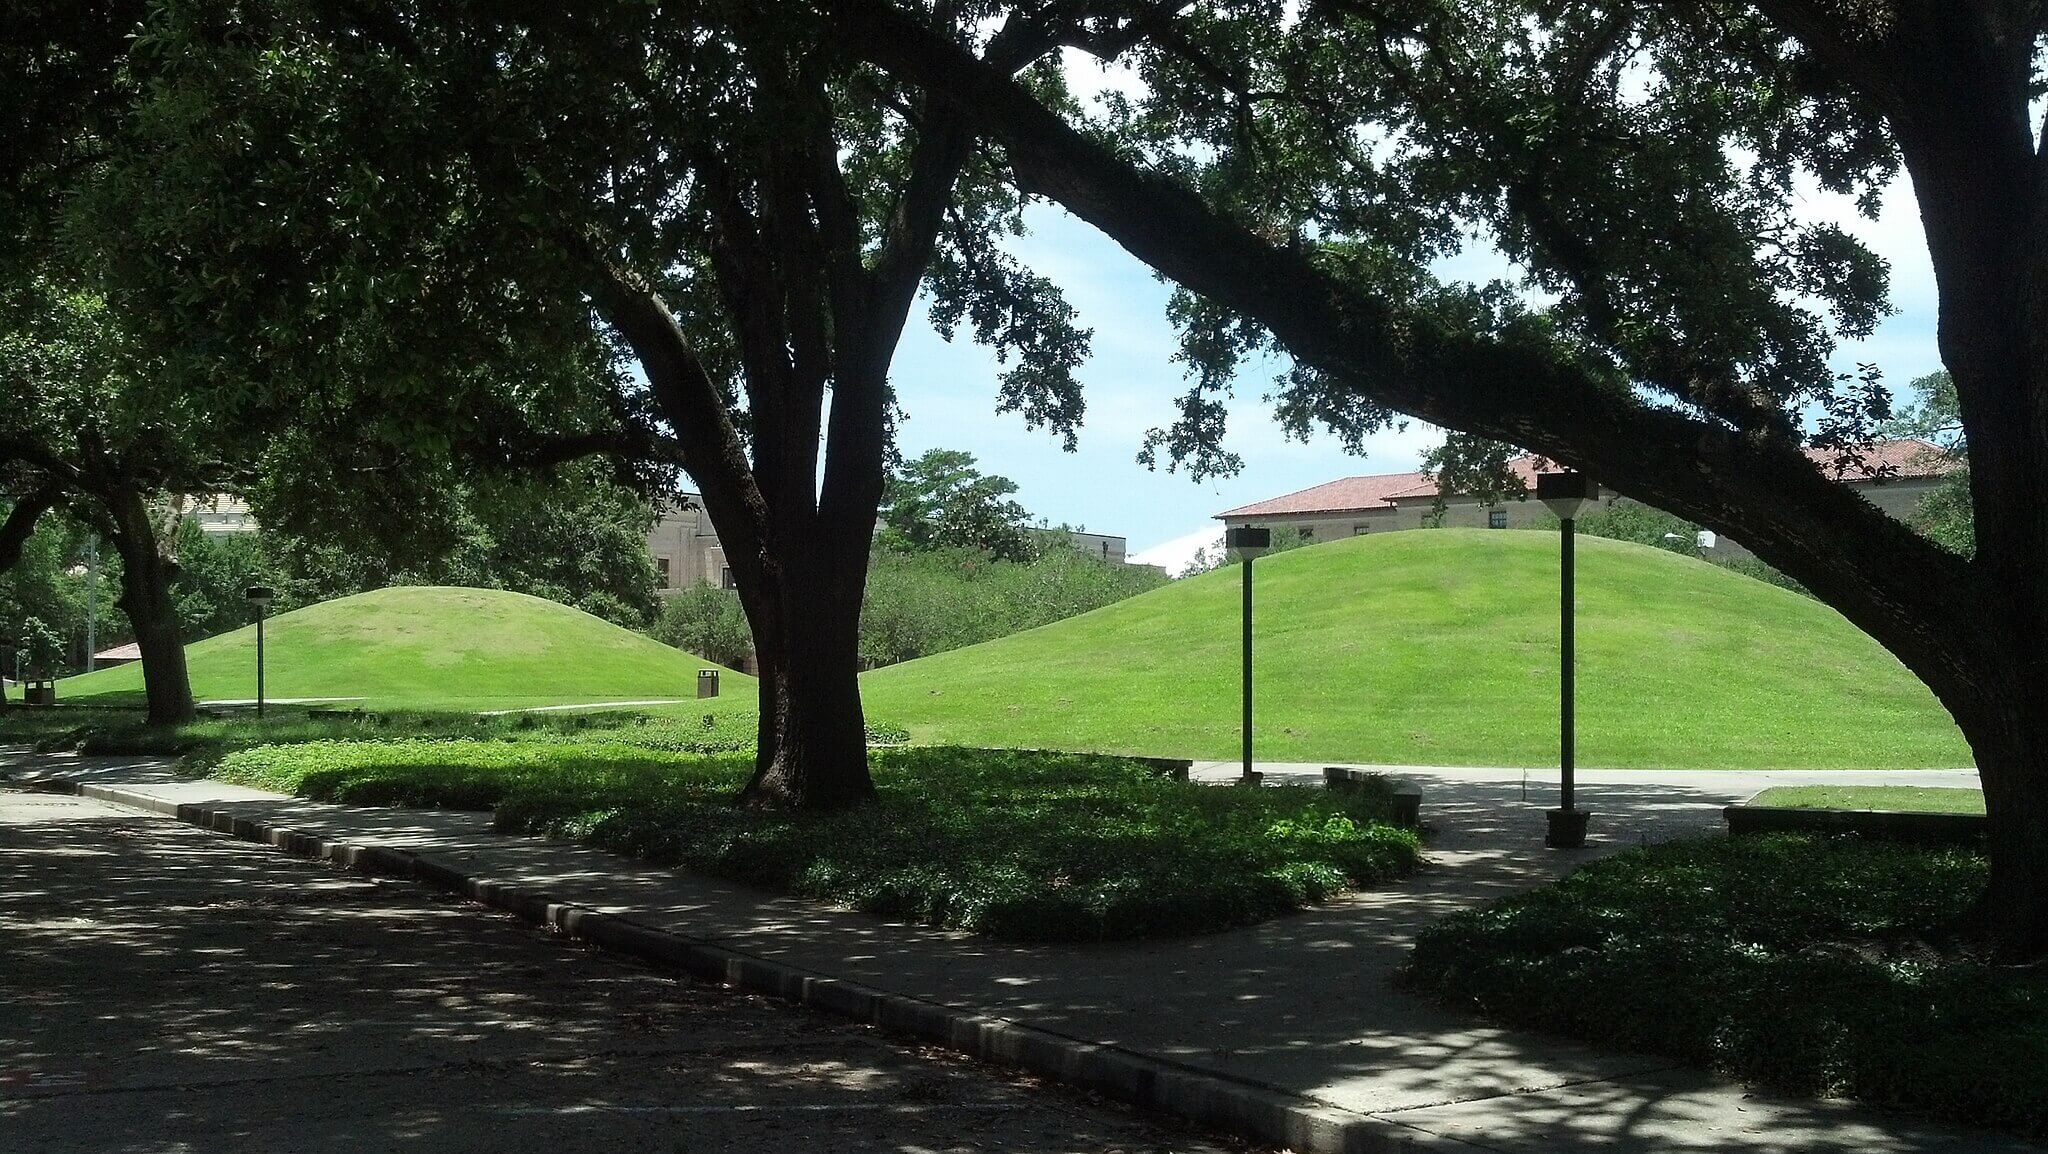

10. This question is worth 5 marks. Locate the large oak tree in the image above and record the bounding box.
[86,1,1092,805]
[831,0,2048,953]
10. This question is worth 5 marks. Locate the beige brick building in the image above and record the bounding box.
[645,497,1137,594]
[1216,440,1952,560]
[645,495,733,593]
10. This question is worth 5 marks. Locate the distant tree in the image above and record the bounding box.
[859,545,1168,666]
[651,583,754,671]
[258,463,660,628]
[880,449,1039,561]
[1882,371,1966,455]
[1180,525,1313,576]
[168,520,269,640]
[1883,372,1972,557]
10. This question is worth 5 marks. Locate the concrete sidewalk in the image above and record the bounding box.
[3,748,2022,1154]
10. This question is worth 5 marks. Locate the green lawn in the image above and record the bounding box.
[1403,834,2045,1138]
[53,586,754,713]
[861,530,1973,768]
[1749,785,1986,813]
[214,742,1418,940]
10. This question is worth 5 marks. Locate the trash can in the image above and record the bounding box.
[24,677,55,706]
[696,669,720,699]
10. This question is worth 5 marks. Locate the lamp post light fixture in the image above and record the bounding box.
[1536,471,1600,848]
[1225,526,1272,784]
[245,586,274,718]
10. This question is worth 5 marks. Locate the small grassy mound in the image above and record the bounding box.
[216,743,1419,940]
[1750,785,1985,813]
[1403,834,2047,1137]
[861,530,1972,768]
[54,586,752,712]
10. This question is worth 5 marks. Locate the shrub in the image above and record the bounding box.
[1403,834,2048,1137]
[216,741,1418,941]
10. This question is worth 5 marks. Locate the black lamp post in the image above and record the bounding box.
[245,586,273,717]
[1535,472,1599,848]
[1225,526,1272,784]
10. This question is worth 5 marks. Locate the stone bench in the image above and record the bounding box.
[1723,804,1985,844]
[1323,767,1422,829]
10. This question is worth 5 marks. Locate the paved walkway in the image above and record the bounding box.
[0,786,1231,1153]
[2,748,2022,1154]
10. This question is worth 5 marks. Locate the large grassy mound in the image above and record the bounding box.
[859,529,1971,768]
[58,586,751,713]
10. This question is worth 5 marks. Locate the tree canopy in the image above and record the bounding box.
[879,449,1039,560]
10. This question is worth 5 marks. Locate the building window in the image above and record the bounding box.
[1353,524,1370,536]
[1297,526,1315,541]
[1488,509,1509,529]
[720,567,736,590]
[1100,540,1110,558]
[655,556,672,588]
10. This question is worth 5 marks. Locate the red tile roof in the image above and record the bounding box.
[1216,439,1949,519]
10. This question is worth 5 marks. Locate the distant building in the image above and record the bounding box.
[91,642,142,668]
[645,494,733,593]
[1031,528,1129,565]
[1215,439,1952,560]
[646,499,1142,595]
[178,495,258,535]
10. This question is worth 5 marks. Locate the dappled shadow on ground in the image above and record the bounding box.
[11,756,2032,1152]
[0,792,1241,1154]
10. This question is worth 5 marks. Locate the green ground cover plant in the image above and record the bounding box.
[1403,834,2047,1137]
[861,530,1973,768]
[214,742,1418,940]
[1748,785,1985,813]
[0,703,904,766]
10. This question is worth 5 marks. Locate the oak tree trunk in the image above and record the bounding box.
[104,487,194,726]
[1967,716,2048,958]
[737,550,876,810]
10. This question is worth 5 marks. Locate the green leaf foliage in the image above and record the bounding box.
[215,741,1418,941]
[1405,834,2048,1137]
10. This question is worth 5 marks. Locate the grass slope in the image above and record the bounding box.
[58,586,752,713]
[860,530,1971,768]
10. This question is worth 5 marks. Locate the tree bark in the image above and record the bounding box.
[735,544,877,808]
[1960,696,2048,957]
[103,486,194,725]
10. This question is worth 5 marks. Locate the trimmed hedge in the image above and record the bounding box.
[216,742,1418,941]
[1403,834,2048,1138]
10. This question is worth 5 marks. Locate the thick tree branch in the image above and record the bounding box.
[587,264,776,594]
[0,483,61,575]
[831,0,1990,706]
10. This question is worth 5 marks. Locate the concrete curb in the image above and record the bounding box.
[54,776,1465,1154]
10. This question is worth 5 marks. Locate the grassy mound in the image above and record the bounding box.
[55,586,751,713]
[860,530,1971,768]
[1402,834,2046,1138]
[215,743,1419,940]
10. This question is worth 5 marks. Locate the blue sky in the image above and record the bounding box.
[884,174,1946,561]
